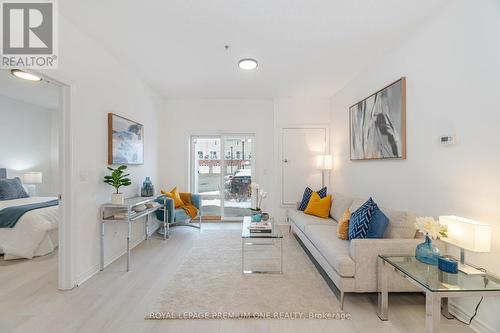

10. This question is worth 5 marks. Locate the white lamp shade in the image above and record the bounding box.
[439,216,491,252]
[316,155,333,170]
[23,172,43,184]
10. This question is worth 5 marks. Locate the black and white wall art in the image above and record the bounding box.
[349,77,406,160]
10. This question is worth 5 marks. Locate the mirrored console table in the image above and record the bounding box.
[100,196,167,272]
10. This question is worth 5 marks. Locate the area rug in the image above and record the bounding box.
[150,229,342,319]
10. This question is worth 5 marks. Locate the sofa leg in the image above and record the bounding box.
[340,291,345,311]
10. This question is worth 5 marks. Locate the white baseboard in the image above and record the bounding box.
[449,301,496,333]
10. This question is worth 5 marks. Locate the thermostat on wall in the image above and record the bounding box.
[439,135,456,145]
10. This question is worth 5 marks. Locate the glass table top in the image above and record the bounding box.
[241,216,283,239]
[380,255,500,292]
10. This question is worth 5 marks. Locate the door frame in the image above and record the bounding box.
[187,131,256,221]
[31,70,76,290]
[279,124,329,207]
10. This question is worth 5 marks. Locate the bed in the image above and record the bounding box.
[0,168,59,260]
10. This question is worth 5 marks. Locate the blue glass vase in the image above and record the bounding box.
[415,234,440,265]
[141,177,155,197]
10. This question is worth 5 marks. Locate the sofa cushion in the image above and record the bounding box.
[288,209,335,232]
[381,207,416,239]
[349,198,376,240]
[337,208,350,240]
[366,205,389,238]
[304,192,331,218]
[349,198,369,213]
[330,192,355,221]
[349,199,416,239]
[298,186,327,211]
[174,208,191,222]
[304,224,355,277]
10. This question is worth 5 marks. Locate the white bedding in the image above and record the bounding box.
[0,196,59,260]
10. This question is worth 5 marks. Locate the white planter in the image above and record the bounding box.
[111,193,124,205]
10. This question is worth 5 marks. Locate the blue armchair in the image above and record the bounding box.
[155,193,202,236]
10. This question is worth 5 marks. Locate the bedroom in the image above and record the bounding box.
[0,69,61,265]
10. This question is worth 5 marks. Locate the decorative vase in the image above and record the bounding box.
[415,234,440,265]
[112,193,124,205]
[251,209,262,222]
[141,177,155,197]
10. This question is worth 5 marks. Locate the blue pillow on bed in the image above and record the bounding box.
[0,178,29,201]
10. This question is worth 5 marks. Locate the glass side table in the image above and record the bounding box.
[378,255,500,333]
[241,216,283,274]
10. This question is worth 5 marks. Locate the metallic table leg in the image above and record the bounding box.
[241,239,245,273]
[100,222,104,270]
[167,206,170,240]
[126,222,131,272]
[441,298,453,319]
[164,198,168,239]
[280,238,283,274]
[377,258,389,320]
[426,292,441,333]
[145,214,149,240]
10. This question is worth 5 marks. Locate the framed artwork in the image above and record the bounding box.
[108,113,144,165]
[349,77,406,160]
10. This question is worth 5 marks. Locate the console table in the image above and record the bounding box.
[378,255,500,333]
[100,196,167,272]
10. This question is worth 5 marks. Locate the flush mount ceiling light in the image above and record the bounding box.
[10,69,42,81]
[238,58,258,70]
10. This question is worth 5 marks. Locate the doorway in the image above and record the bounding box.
[190,134,255,221]
[0,69,74,290]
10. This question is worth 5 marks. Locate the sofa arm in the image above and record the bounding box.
[155,195,174,223]
[349,238,423,292]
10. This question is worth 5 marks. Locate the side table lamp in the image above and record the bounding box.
[439,216,491,275]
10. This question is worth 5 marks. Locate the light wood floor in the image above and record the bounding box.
[0,223,473,333]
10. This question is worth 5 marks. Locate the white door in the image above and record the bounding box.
[281,127,327,206]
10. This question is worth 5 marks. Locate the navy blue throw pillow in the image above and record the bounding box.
[349,198,376,240]
[298,187,327,211]
[366,205,389,238]
[0,177,29,201]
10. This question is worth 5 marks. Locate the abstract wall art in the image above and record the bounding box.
[108,113,144,165]
[349,77,406,160]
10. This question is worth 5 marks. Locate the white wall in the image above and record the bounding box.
[330,1,500,331]
[0,95,59,196]
[273,98,331,223]
[41,16,166,284]
[157,98,331,223]
[157,99,275,214]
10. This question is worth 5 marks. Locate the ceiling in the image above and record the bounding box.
[0,70,60,109]
[61,0,450,99]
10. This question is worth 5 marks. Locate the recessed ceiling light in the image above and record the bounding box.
[238,58,258,70]
[11,69,42,81]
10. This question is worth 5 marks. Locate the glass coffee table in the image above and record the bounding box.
[378,255,500,333]
[241,216,283,274]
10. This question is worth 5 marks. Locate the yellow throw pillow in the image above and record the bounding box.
[337,208,350,240]
[161,187,185,209]
[304,192,331,218]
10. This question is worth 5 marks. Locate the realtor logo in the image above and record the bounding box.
[1,0,58,68]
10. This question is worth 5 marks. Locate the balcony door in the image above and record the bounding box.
[190,134,254,221]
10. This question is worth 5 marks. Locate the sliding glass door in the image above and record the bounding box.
[190,134,254,221]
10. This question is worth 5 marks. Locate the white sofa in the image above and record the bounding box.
[288,192,425,309]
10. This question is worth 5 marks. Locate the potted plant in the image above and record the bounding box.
[250,183,267,222]
[104,165,132,204]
